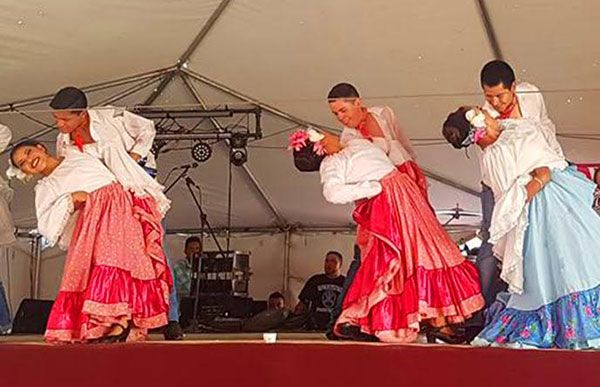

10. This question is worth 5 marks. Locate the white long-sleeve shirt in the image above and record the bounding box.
[0,124,13,201]
[320,139,395,204]
[36,143,169,249]
[0,124,15,246]
[0,124,11,153]
[481,118,567,294]
[56,107,157,169]
[483,82,564,158]
[339,106,417,165]
[35,147,117,248]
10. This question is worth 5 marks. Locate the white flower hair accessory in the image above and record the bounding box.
[465,109,486,128]
[306,127,325,142]
[460,108,487,147]
[6,162,31,182]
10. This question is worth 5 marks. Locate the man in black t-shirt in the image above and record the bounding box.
[294,251,345,330]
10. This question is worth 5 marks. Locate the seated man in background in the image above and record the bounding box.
[294,251,345,331]
[173,236,202,299]
[241,291,289,333]
[268,291,287,311]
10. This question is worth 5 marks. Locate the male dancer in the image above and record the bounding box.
[477,60,564,306]
[49,86,184,340]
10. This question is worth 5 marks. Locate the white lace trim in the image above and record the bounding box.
[489,174,530,294]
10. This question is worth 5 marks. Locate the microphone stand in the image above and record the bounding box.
[163,165,194,194]
[183,175,227,333]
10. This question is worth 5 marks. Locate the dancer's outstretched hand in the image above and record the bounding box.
[71,191,89,210]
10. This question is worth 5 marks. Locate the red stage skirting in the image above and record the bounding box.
[1,341,600,387]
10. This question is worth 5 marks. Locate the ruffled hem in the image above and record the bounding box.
[336,262,484,341]
[489,174,529,295]
[336,170,484,342]
[45,265,168,343]
[477,284,600,349]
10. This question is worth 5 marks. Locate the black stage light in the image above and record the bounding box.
[230,132,248,148]
[191,141,212,163]
[230,148,247,167]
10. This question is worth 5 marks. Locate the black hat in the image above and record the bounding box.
[49,86,88,110]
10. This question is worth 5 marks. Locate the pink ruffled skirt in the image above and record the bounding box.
[44,183,171,343]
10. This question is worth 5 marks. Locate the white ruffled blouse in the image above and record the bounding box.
[320,139,396,204]
[35,142,170,249]
[481,118,567,294]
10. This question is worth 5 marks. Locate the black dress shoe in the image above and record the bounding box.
[338,324,379,342]
[425,327,467,345]
[325,330,341,341]
[163,321,184,341]
[92,324,131,344]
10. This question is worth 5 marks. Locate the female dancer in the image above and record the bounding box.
[10,139,171,343]
[443,108,600,348]
[290,129,484,343]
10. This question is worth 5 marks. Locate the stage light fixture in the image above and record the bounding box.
[191,141,212,163]
[230,132,248,148]
[230,148,248,167]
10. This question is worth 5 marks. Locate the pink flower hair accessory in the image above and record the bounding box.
[288,130,309,151]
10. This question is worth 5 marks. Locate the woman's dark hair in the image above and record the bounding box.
[293,142,325,172]
[442,107,471,149]
[327,82,360,100]
[9,139,46,166]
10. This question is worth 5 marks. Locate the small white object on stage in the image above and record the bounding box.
[263,333,277,344]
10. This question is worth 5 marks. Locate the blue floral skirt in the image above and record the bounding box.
[478,167,600,349]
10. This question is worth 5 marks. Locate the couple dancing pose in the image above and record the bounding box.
[292,60,600,349]
[7,60,600,349]
[8,87,175,343]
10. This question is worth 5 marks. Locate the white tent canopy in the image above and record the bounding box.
[0,1,597,306]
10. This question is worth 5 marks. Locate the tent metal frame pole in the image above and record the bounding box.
[182,68,312,126]
[14,222,478,240]
[166,226,357,235]
[183,68,480,199]
[179,73,288,229]
[0,66,177,112]
[11,126,56,148]
[143,71,178,107]
[422,169,481,198]
[94,74,165,106]
[475,0,504,60]
[178,0,232,66]
[283,228,292,296]
[144,0,232,106]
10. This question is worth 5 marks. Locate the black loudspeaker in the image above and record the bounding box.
[12,299,54,334]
